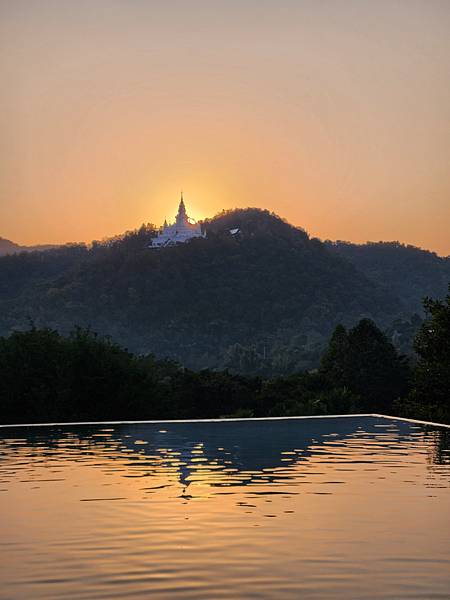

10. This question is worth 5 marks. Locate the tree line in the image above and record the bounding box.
[0,287,448,425]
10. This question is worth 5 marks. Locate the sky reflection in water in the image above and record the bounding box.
[0,416,449,599]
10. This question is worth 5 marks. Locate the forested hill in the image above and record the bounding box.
[0,209,446,375]
[324,240,450,314]
[0,238,22,256]
[0,236,57,256]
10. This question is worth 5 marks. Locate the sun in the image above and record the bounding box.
[149,178,232,226]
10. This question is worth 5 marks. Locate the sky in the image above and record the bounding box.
[1,0,449,254]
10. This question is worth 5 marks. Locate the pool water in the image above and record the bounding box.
[0,416,449,599]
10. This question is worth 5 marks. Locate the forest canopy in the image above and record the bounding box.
[1,289,448,425]
[0,209,448,375]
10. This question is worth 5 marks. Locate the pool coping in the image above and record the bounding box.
[0,413,449,429]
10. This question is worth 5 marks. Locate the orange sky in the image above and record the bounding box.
[1,0,449,254]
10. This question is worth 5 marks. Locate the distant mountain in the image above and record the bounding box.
[324,240,450,314]
[0,236,57,256]
[0,210,447,375]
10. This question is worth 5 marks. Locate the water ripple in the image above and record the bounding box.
[0,416,449,599]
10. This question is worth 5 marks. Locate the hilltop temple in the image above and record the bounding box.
[150,194,205,248]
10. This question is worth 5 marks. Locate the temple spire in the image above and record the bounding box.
[178,191,186,218]
[150,191,205,247]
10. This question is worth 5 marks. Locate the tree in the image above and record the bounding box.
[320,324,349,382]
[321,319,411,412]
[411,286,450,421]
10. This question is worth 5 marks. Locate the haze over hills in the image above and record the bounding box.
[325,240,450,315]
[0,237,57,257]
[0,208,448,375]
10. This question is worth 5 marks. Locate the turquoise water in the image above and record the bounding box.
[0,416,449,599]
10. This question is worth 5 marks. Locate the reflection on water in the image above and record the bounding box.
[0,416,449,599]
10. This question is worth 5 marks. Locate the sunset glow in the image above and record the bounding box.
[1,1,449,253]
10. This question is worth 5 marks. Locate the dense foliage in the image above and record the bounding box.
[0,327,259,424]
[3,209,446,376]
[325,240,450,314]
[0,297,447,425]
[395,287,450,423]
[320,319,411,411]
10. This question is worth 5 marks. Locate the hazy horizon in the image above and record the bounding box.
[1,0,449,253]
[1,203,449,257]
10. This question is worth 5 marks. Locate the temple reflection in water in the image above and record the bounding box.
[1,416,449,600]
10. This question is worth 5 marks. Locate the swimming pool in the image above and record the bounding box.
[0,415,449,598]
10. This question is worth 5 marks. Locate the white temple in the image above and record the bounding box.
[150,193,205,248]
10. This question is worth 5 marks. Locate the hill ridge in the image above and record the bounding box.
[0,208,448,375]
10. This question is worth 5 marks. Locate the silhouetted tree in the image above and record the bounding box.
[321,319,411,412]
[320,324,349,382]
[411,287,450,421]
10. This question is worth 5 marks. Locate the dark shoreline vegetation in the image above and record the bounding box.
[1,288,448,425]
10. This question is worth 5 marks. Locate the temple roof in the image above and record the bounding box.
[178,192,186,217]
